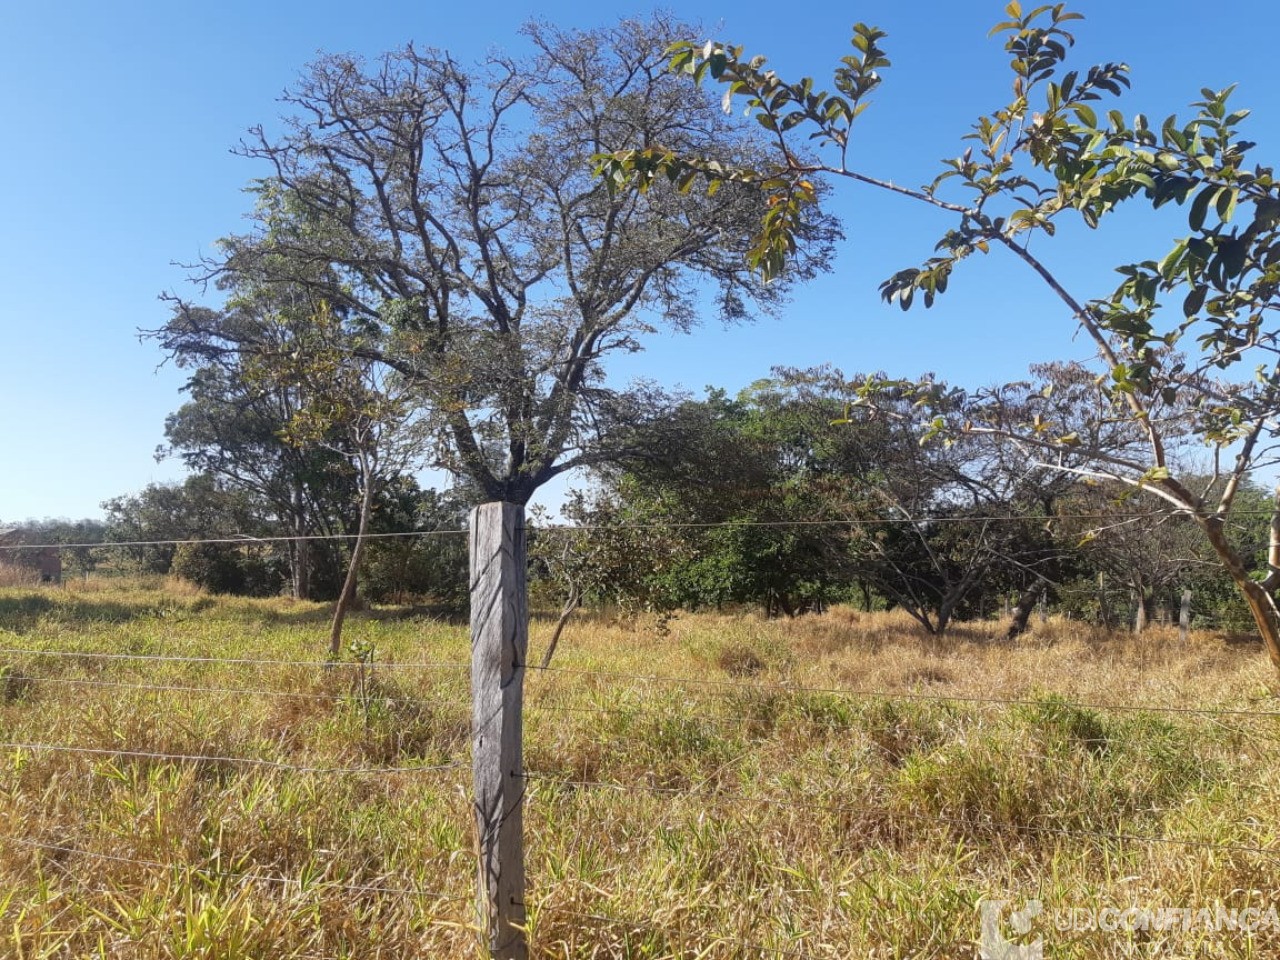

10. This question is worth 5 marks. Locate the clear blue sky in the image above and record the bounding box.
[1,1,1274,521]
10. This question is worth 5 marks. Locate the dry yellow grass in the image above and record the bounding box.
[0,562,39,589]
[1,584,1278,958]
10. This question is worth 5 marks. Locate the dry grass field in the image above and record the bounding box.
[2,578,1278,958]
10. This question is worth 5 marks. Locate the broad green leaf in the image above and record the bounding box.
[1183,284,1207,317]
[1189,184,1218,232]
[1215,187,1238,223]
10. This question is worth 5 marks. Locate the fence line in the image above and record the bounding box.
[532,665,1280,720]
[8,670,1275,753]
[0,646,469,671]
[1,741,467,776]
[7,641,1279,721]
[520,773,1280,859]
[0,529,470,552]
[8,835,470,903]
[9,673,470,710]
[8,514,1280,960]
[5,508,1279,553]
[525,700,1279,749]
[8,642,1280,721]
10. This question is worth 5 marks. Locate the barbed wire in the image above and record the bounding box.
[524,699,1280,752]
[7,641,1278,722]
[3,508,1277,552]
[1,741,467,776]
[6,673,471,711]
[520,773,1280,859]
[8,644,1276,723]
[8,671,1274,756]
[8,835,471,903]
[531,665,1280,720]
[0,646,469,672]
[0,529,469,552]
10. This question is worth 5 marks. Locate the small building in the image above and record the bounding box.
[0,528,62,584]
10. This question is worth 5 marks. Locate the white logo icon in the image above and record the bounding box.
[979,899,1044,960]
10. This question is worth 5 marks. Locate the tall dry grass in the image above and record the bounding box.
[0,561,39,588]
[1,584,1277,958]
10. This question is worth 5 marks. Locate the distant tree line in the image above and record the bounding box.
[4,364,1267,640]
[527,370,1271,638]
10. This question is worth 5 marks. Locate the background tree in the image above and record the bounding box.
[360,481,470,609]
[159,300,359,599]
[577,380,868,617]
[564,370,1074,635]
[102,475,274,587]
[248,302,428,655]
[159,17,837,514]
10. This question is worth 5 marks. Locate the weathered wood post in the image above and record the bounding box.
[469,502,528,960]
[1179,588,1192,644]
[1097,572,1110,627]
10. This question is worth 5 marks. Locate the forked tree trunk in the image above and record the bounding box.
[1005,581,1046,641]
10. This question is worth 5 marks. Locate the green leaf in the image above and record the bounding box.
[1138,466,1171,485]
[1157,240,1187,281]
[1215,187,1238,223]
[1183,284,1207,316]
[1217,238,1247,280]
[1189,184,1218,232]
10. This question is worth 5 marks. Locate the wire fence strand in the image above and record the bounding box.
[531,664,1280,720]
[5,507,1280,552]
[9,673,471,711]
[1,741,467,776]
[0,646,469,672]
[8,640,1279,721]
[7,835,470,903]
[520,772,1280,859]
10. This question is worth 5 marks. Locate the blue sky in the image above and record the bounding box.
[1,0,1275,521]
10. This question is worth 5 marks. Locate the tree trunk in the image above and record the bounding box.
[291,483,311,600]
[1199,513,1280,673]
[1005,581,1046,641]
[329,472,375,659]
[539,585,581,670]
[775,592,797,618]
[1133,590,1151,634]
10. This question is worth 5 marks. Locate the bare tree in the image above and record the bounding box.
[162,17,837,508]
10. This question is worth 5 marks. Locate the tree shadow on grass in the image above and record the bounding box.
[0,595,154,635]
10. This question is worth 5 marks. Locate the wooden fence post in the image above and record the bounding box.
[1097,572,1110,627]
[1180,589,1192,644]
[469,502,528,960]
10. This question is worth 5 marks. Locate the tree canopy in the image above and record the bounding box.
[160,16,838,506]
